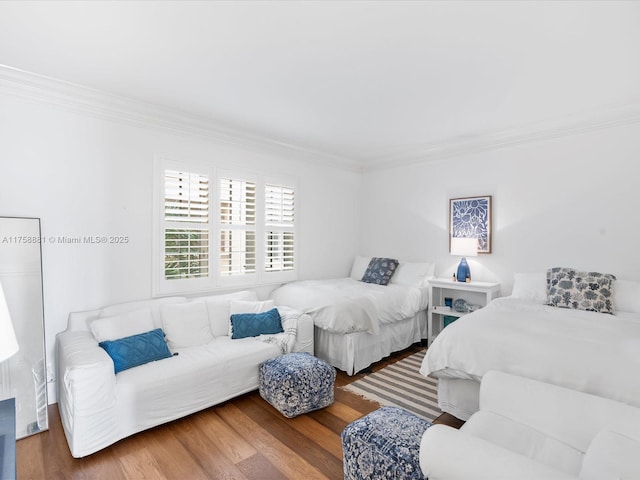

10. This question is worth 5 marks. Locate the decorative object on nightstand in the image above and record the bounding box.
[453,298,468,313]
[450,237,477,282]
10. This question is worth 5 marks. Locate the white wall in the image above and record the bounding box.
[4,82,639,406]
[0,93,361,402]
[359,122,640,295]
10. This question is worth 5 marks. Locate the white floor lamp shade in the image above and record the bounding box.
[0,281,19,362]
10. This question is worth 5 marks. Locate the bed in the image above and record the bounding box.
[270,257,434,374]
[420,270,640,420]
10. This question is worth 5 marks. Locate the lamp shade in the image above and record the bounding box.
[0,281,19,362]
[450,237,478,257]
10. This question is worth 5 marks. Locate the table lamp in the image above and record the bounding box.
[450,237,478,282]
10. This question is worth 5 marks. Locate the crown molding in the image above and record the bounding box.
[2,65,639,174]
[0,65,361,172]
[362,101,640,172]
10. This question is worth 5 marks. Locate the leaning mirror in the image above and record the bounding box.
[0,217,48,438]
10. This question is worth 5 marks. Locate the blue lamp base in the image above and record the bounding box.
[456,257,470,282]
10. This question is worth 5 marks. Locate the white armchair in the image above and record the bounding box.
[420,370,640,480]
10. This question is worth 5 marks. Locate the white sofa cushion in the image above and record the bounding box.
[203,290,259,337]
[579,429,640,480]
[90,307,155,342]
[99,296,187,329]
[115,337,281,436]
[161,301,213,349]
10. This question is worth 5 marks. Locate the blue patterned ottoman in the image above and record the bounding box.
[342,406,432,480]
[259,352,336,418]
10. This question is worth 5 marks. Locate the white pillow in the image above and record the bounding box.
[580,429,640,480]
[230,299,276,315]
[202,291,260,336]
[350,256,371,280]
[99,296,187,329]
[613,279,640,314]
[391,262,435,287]
[161,301,213,349]
[198,290,258,304]
[90,307,155,343]
[510,273,547,304]
[229,300,276,337]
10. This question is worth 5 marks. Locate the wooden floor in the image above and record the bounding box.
[16,345,461,479]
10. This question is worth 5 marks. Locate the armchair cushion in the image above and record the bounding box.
[579,429,640,480]
[462,411,583,475]
[420,425,577,480]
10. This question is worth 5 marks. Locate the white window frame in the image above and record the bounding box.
[153,156,298,296]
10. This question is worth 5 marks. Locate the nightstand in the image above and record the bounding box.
[427,278,500,346]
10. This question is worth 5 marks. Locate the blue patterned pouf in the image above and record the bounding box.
[259,352,336,418]
[341,406,432,480]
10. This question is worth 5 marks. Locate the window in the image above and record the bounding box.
[218,176,257,277]
[163,170,210,280]
[154,158,297,295]
[265,184,295,273]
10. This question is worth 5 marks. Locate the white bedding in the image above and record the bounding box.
[421,297,640,408]
[270,278,427,334]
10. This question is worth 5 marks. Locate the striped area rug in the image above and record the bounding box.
[341,349,441,421]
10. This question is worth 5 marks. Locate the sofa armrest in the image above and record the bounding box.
[420,425,578,480]
[276,305,314,354]
[293,312,314,354]
[56,330,119,457]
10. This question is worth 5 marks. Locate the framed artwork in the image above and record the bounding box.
[449,195,492,254]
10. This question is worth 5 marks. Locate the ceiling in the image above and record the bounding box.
[0,1,639,168]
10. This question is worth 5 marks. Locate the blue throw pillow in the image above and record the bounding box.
[230,308,284,340]
[361,257,399,286]
[99,328,173,374]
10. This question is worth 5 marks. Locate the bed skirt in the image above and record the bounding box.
[436,377,480,421]
[314,310,427,375]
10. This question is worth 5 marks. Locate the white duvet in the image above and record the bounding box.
[421,297,640,408]
[270,278,426,334]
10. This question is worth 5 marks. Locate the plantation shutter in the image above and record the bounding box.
[219,177,257,276]
[265,184,295,273]
[163,170,209,280]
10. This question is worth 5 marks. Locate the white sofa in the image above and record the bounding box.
[420,370,640,479]
[56,290,314,458]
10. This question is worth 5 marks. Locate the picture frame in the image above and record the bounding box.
[449,195,492,254]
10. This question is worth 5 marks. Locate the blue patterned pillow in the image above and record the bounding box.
[361,257,399,286]
[230,308,284,339]
[547,267,616,314]
[99,328,173,374]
